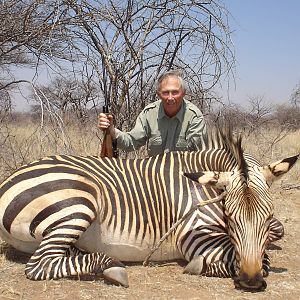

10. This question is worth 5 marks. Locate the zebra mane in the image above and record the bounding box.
[213,127,248,177]
[191,127,249,177]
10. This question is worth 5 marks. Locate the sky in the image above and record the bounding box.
[11,0,300,111]
[222,0,300,106]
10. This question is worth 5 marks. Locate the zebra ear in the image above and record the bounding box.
[183,171,231,189]
[261,154,299,185]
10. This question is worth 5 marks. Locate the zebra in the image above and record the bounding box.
[0,129,298,291]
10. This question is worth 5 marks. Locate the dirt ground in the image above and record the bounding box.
[0,185,299,300]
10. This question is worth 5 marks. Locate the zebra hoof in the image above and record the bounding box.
[183,256,205,275]
[103,267,129,287]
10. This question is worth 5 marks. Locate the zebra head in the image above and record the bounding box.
[184,130,299,291]
[223,155,298,291]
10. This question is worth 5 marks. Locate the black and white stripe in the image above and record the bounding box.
[0,130,296,289]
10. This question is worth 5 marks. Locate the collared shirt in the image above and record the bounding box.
[116,99,207,156]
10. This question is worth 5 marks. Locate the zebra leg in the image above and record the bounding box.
[183,256,233,277]
[203,260,234,277]
[268,217,284,243]
[180,230,235,278]
[66,245,88,256]
[262,253,270,277]
[25,229,128,286]
[185,254,269,278]
[183,255,206,275]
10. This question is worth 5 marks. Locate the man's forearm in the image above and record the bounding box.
[115,130,136,151]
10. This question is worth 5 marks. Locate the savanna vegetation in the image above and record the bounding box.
[0,1,299,299]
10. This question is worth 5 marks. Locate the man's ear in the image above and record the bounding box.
[260,154,299,185]
[183,171,232,190]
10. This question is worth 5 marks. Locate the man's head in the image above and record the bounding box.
[156,71,186,118]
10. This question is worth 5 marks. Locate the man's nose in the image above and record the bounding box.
[167,92,174,99]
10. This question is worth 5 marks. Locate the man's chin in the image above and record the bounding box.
[164,107,180,117]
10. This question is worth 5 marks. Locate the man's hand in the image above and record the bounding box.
[98,113,117,138]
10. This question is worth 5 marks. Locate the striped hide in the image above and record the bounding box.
[0,129,298,290]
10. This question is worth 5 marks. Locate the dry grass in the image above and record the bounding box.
[0,120,101,179]
[0,123,299,299]
[243,128,300,183]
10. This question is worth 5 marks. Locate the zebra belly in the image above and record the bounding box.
[0,228,39,254]
[76,221,182,262]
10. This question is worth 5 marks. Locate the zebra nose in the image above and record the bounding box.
[234,272,267,291]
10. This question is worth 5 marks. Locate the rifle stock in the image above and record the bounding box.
[100,130,114,158]
[100,106,118,158]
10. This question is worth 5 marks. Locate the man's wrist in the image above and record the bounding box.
[112,128,120,139]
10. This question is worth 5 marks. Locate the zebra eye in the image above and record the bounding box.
[221,185,227,191]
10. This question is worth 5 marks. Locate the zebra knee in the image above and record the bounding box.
[183,255,206,275]
[25,257,51,280]
[66,245,88,256]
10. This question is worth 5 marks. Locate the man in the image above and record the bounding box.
[98,70,207,156]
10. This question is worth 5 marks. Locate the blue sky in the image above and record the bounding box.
[12,0,300,110]
[223,0,300,105]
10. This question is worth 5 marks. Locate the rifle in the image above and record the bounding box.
[100,105,118,158]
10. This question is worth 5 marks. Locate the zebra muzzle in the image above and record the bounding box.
[233,272,267,291]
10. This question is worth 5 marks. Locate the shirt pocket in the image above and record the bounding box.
[148,136,163,156]
[175,136,188,151]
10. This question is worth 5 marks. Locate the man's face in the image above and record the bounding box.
[157,76,185,117]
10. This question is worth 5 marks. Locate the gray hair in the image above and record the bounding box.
[156,70,187,93]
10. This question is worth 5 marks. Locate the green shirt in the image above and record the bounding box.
[116,99,207,156]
